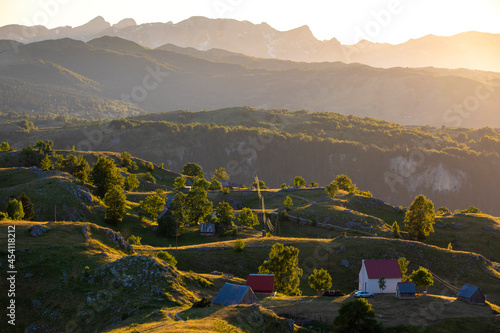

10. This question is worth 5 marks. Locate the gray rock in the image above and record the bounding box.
[82,225,90,239]
[339,259,350,268]
[32,300,41,307]
[336,245,346,254]
[345,221,361,229]
[28,225,50,237]
[25,273,34,278]
[484,225,496,232]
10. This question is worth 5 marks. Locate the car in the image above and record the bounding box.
[354,291,374,298]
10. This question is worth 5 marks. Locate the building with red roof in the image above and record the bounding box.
[358,259,402,294]
[245,274,275,295]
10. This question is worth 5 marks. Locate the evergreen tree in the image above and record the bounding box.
[18,192,34,221]
[258,243,303,296]
[90,157,124,197]
[103,185,127,225]
[391,221,401,238]
[40,154,52,171]
[398,257,410,282]
[283,195,293,210]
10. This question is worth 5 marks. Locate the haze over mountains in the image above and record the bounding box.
[1,16,500,73]
[1,34,500,127]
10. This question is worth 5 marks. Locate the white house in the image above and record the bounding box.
[358,259,402,294]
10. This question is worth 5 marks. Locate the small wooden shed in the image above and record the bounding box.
[396,282,416,299]
[245,274,275,295]
[212,283,259,306]
[456,284,486,305]
[200,223,215,236]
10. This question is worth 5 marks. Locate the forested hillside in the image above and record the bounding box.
[1,37,500,127]
[2,107,500,214]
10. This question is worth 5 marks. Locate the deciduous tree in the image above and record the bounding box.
[409,266,434,294]
[214,201,234,227]
[325,181,339,198]
[308,268,332,294]
[404,194,436,241]
[140,194,166,219]
[238,207,259,228]
[293,176,306,188]
[333,298,383,333]
[182,162,203,178]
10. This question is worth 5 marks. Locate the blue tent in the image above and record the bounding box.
[212,283,259,306]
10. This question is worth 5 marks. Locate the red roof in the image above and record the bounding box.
[245,274,274,293]
[363,260,402,279]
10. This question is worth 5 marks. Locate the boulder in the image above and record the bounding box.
[27,225,49,237]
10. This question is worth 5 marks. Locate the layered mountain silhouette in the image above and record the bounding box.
[1,36,499,126]
[1,16,499,72]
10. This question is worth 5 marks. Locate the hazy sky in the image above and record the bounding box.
[1,0,499,44]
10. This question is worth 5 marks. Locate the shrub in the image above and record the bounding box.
[157,251,177,267]
[127,235,142,245]
[461,206,482,214]
[234,239,245,252]
[191,297,211,308]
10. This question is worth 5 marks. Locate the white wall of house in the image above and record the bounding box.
[359,264,401,293]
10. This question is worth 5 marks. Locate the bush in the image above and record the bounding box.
[191,297,211,308]
[127,235,142,245]
[222,187,230,195]
[0,212,8,220]
[137,172,156,183]
[461,206,482,214]
[157,251,177,267]
[234,239,245,252]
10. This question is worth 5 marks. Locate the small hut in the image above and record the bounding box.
[200,223,215,236]
[245,274,275,295]
[456,284,486,304]
[396,282,416,299]
[212,283,259,306]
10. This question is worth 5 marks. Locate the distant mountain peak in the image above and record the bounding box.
[113,18,137,29]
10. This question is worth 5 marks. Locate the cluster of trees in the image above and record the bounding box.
[324,174,372,198]
[258,243,333,297]
[0,193,34,221]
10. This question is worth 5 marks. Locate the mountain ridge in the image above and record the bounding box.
[1,16,499,72]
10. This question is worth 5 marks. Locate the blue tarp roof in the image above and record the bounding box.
[457,284,479,298]
[212,283,258,306]
[397,282,416,293]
